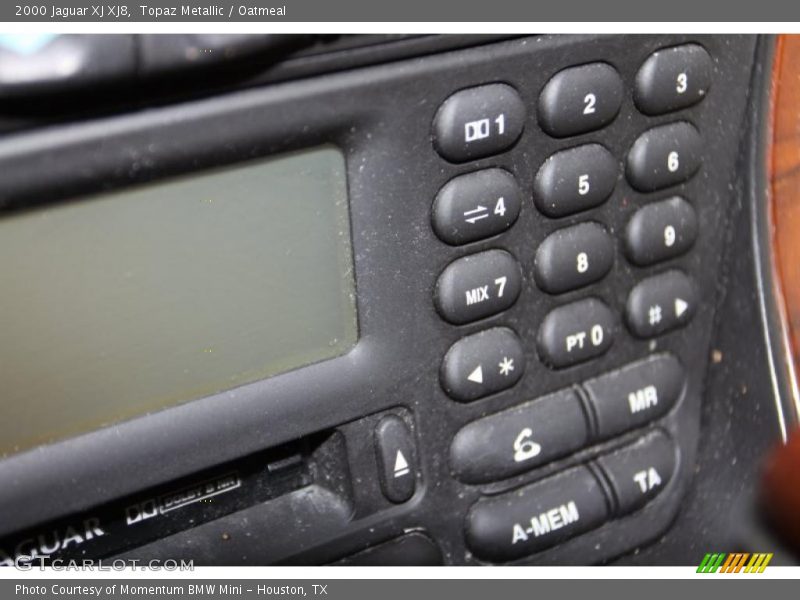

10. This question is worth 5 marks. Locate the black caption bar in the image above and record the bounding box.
[1,0,800,22]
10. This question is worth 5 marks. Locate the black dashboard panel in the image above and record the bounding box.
[0,34,789,566]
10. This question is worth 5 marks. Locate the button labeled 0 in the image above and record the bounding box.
[537,298,616,368]
[434,249,522,325]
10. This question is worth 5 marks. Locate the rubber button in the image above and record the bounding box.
[635,44,712,115]
[533,144,618,218]
[626,270,697,338]
[433,83,525,163]
[625,196,698,266]
[538,63,623,138]
[374,416,417,504]
[596,431,677,515]
[465,466,609,562]
[626,122,702,192]
[534,222,614,294]
[582,354,685,439]
[440,327,525,403]
[537,298,616,368]
[432,169,522,246]
[434,250,522,325]
[450,388,589,484]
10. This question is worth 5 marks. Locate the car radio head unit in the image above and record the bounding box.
[0,34,784,566]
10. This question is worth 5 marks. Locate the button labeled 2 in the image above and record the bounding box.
[435,249,522,325]
[538,298,616,369]
[433,83,525,163]
[450,388,589,483]
[432,169,522,246]
[440,327,525,403]
[538,63,624,138]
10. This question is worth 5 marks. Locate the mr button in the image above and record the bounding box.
[537,298,616,368]
[435,249,522,325]
[466,466,608,562]
[582,354,685,439]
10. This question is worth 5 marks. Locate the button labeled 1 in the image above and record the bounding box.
[537,298,616,368]
[432,83,525,163]
[434,249,522,325]
[440,327,525,403]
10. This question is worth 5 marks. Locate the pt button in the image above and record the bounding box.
[465,466,609,562]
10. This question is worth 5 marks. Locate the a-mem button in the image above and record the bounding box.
[465,466,608,562]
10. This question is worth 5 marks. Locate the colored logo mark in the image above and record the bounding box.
[697,552,773,573]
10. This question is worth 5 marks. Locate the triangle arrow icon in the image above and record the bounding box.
[467,365,483,384]
[675,298,689,317]
[393,450,410,477]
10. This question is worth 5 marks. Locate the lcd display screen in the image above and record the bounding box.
[0,146,357,457]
